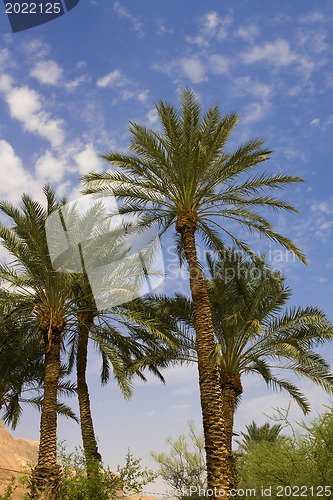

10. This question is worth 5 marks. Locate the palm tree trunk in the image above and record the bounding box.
[29,329,62,500]
[177,215,230,496]
[221,375,242,491]
[77,316,101,471]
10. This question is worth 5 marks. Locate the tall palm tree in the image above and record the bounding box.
[82,88,306,493]
[70,275,180,473]
[53,200,179,471]
[149,251,333,487]
[0,187,76,499]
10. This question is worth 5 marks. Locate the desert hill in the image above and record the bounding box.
[0,420,38,498]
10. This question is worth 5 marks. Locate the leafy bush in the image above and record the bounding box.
[238,407,333,498]
[59,443,157,500]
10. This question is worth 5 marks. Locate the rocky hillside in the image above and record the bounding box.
[0,420,38,498]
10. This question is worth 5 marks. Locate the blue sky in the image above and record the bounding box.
[0,0,333,484]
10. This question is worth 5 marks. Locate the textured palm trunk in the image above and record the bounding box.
[177,213,230,497]
[29,327,62,500]
[221,374,243,491]
[77,315,101,472]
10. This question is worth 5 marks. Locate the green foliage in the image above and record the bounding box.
[235,421,284,453]
[151,420,206,495]
[152,251,333,413]
[83,88,306,264]
[118,449,158,495]
[238,407,333,498]
[58,442,121,500]
[0,478,16,500]
[57,443,157,500]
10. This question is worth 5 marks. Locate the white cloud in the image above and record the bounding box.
[201,12,232,40]
[0,48,14,71]
[234,77,272,124]
[0,74,13,93]
[319,221,333,231]
[242,102,267,124]
[319,202,333,214]
[0,77,65,148]
[236,24,259,42]
[145,410,156,417]
[30,60,63,85]
[179,57,206,83]
[146,108,158,125]
[202,12,221,33]
[311,199,333,215]
[35,150,66,182]
[187,12,232,46]
[185,35,209,48]
[296,29,328,55]
[299,11,325,24]
[74,143,103,175]
[0,140,40,204]
[96,69,126,88]
[242,39,296,66]
[64,75,89,91]
[241,39,316,78]
[21,39,50,59]
[310,118,320,126]
[168,405,190,411]
[137,90,149,103]
[209,54,229,74]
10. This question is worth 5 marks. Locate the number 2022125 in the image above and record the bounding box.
[5,3,62,14]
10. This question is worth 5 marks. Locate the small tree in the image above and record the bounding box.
[152,421,206,497]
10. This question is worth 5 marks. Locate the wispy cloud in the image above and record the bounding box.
[208,54,229,74]
[21,39,50,59]
[234,77,273,124]
[299,10,326,24]
[113,1,144,37]
[242,39,297,66]
[186,11,233,47]
[241,38,315,79]
[96,69,127,88]
[235,24,259,43]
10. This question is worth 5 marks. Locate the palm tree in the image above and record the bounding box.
[82,88,306,493]
[0,305,77,430]
[149,250,333,487]
[70,277,180,473]
[236,421,284,453]
[0,187,76,499]
[53,200,180,471]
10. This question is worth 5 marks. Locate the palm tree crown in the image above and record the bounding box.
[156,251,333,413]
[83,88,306,261]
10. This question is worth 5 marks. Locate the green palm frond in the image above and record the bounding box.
[82,88,306,266]
[152,250,333,414]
